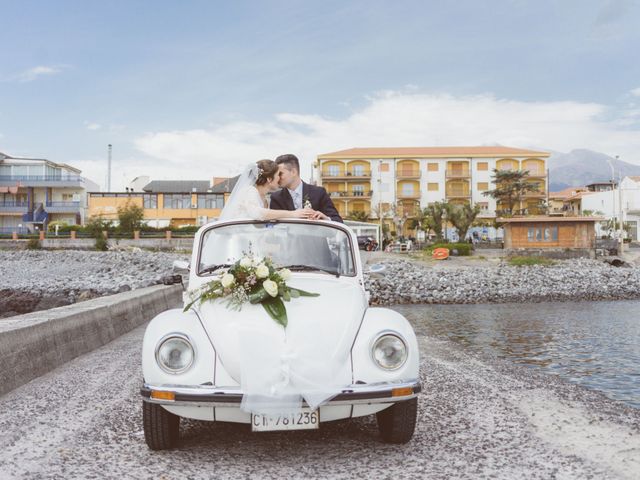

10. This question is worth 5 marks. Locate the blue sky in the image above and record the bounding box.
[1,0,640,189]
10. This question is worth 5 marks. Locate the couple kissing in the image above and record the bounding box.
[218,154,343,223]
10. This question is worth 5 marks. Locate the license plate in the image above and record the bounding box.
[251,409,319,432]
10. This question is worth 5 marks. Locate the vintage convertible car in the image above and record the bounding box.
[141,219,421,449]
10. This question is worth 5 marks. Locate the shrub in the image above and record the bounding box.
[425,242,473,256]
[508,256,555,266]
[95,236,109,251]
[26,237,41,250]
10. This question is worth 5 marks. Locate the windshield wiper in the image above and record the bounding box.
[199,264,231,275]
[282,264,340,277]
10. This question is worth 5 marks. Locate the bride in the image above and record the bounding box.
[218,159,316,221]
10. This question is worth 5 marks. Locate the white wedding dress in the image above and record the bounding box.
[218,185,270,221]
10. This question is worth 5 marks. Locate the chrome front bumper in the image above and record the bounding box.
[141,380,421,407]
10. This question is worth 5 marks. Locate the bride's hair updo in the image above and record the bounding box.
[254,159,279,185]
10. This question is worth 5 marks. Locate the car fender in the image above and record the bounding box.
[142,308,219,387]
[351,307,419,384]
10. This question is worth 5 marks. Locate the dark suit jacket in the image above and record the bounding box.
[270,182,343,223]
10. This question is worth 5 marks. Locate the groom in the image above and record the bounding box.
[270,154,343,223]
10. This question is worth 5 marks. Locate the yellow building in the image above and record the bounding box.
[88,179,234,228]
[316,146,549,235]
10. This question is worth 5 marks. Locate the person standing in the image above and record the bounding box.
[270,154,343,223]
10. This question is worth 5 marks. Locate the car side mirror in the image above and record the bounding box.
[367,264,386,277]
[173,260,190,273]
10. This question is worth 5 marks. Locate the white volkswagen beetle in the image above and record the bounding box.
[141,219,420,449]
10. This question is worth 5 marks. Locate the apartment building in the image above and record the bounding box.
[88,178,235,227]
[316,146,549,232]
[0,151,99,234]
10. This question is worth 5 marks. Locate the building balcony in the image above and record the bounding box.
[523,191,546,198]
[396,170,421,179]
[0,201,29,213]
[321,172,371,181]
[525,170,546,177]
[45,201,82,213]
[0,175,86,187]
[397,191,421,199]
[328,191,372,199]
[446,191,471,199]
[445,170,471,178]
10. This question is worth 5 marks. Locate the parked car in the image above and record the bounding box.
[141,219,420,449]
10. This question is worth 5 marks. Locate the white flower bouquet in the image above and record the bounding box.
[184,253,319,327]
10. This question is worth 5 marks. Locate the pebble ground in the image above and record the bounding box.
[0,321,638,479]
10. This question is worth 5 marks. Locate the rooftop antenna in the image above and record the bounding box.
[107,144,112,192]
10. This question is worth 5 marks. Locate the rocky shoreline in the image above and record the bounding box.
[0,250,189,318]
[2,250,640,318]
[365,258,640,305]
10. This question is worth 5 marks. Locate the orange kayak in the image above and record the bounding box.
[432,247,449,260]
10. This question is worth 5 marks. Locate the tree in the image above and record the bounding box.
[483,169,539,215]
[422,201,448,242]
[85,215,112,251]
[117,201,145,234]
[447,203,481,241]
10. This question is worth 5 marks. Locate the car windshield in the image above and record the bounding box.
[198,222,356,276]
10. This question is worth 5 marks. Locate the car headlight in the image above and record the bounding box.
[155,334,195,374]
[372,333,407,370]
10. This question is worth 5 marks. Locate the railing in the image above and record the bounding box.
[445,170,470,178]
[397,191,421,199]
[446,190,471,197]
[329,191,373,197]
[0,175,84,182]
[321,171,371,178]
[396,170,421,178]
[46,201,81,207]
[0,201,28,207]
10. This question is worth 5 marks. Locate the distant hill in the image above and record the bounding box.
[547,149,640,192]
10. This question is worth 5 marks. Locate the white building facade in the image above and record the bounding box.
[316,146,549,236]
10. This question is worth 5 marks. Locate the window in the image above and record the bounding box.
[427,163,439,172]
[527,225,558,242]
[401,183,414,196]
[352,202,365,212]
[380,162,390,172]
[352,165,365,176]
[427,182,439,191]
[143,194,158,209]
[328,165,340,176]
[477,182,489,191]
[163,194,192,209]
[477,162,488,171]
[352,185,365,196]
[197,194,224,209]
[476,202,489,211]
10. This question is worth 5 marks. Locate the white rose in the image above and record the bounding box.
[255,264,269,279]
[221,273,235,288]
[240,257,252,268]
[263,279,278,297]
[279,268,291,281]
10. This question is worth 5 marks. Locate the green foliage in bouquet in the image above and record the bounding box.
[184,254,319,328]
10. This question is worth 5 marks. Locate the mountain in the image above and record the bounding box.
[547,149,640,192]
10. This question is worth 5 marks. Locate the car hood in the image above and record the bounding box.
[196,276,367,388]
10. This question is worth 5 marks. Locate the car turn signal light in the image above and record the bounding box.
[151,390,176,401]
[391,387,413,397]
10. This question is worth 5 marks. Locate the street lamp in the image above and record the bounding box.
[442,209,447,242]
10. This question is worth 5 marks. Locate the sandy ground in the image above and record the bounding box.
[0,321,638,479]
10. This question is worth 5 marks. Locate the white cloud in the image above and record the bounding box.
[133,90,640,181]
[85,122,102,131]
[14,66,62,82]
[631,87,640,97]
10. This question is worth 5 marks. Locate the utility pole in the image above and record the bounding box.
[107,144,112,192]
[616,155,624,253]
